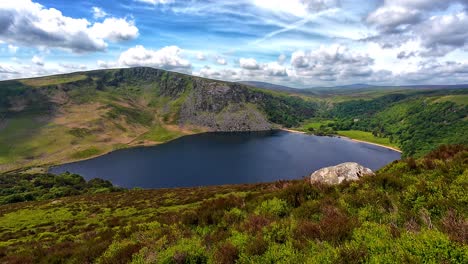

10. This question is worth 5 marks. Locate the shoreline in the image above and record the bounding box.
[8,128,401,174]
[280,128,402,153]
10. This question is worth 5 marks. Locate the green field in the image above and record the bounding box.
[337,130,399,149]
[299,119,333,131]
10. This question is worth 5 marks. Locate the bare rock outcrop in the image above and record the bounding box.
[310,162,375,185]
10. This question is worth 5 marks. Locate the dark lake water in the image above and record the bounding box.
[50,131,401,188]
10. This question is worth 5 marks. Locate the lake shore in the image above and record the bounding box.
[281,128,402,153]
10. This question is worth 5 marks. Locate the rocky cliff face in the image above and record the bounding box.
[179,79,273,131]
[310,162,375,185]
[99,67,314,131]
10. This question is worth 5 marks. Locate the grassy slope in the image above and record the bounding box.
[0,145,466,263]
[0,84,194,172]
[296,90,468,155]
[296,119,399,149]
[336,130,398,149]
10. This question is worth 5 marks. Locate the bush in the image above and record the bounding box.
[213,242,239,264]
[157,238,208,264]
[255,198,289,217]
[96,240,141,264]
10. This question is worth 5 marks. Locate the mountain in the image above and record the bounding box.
[0,67,317,172]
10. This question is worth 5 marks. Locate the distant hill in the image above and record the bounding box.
[241,81,468,101]
[239,81,300,93]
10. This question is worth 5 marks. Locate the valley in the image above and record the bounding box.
[0,69,466,263]
[1,67,467,173]
[0,67,316,172]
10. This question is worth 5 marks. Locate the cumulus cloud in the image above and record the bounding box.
[0,0,138,53]
[90,18,139,42]
[239,58,260,70]
[7,44,18,53]
[196,52,206,61]
[238,58,287,77]
[397,59,468,83]
[278,54,287,64]
[198,66,240,81]
[92,7,107,19]
[418,12,468,56]
[97,45,191,72]
[366,0,468,56]
[31,55,44,66]
[290,44,374,81]
[215,56,228,65]
[263,62,288,76]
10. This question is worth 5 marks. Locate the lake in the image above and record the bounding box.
[50,131,401,188]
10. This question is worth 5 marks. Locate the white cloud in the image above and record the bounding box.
[97,60,118,69]
[92,7,107,19]
[7,44,18,53]
[196,52,206,60]
[0,64,19,74]
[290,44,374,81]
[239,58,260,70]
[136,0,175,5]
[365,0,468,56]
[253,0,340,17]
[278,54,287,64]
[197,66,240,81]
[215,56,228,65]
[264,62,287,76]
[115,45,191,71]
[0,0,139,53]
[59,63,87,70]
[418,12,468,56]
[90,18,139,42]
[31,55,44,66]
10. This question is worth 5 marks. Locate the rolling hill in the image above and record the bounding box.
[0,67,317,172]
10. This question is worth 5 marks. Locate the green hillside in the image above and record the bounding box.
[298,90,468,157]
[0,145,466,263]
[0,67,317,172]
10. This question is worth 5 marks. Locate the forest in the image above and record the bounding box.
[300,90,468,157]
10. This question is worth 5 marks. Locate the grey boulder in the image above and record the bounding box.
[310,162,375,185]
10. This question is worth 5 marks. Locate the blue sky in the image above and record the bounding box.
[1,0,468,87]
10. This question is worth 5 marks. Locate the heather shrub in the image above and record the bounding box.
[255,197,289,217]
[156,238,208,264]
[213,242,239,264]
[96,240,141,264]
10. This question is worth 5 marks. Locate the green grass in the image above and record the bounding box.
[142,124,183,142]
[337,130,399,149]
[433,94,468,106]
[70,147,103,159]
[299,119,334,131]
[0,116,45,164]
[19,74,87,87]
